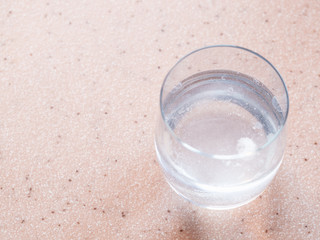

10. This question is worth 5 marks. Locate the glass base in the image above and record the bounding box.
[168,180,265,210]
[162,161,281,210]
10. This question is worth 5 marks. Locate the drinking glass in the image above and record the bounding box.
[155,45,289,209]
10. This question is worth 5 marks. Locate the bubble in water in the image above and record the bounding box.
[253,122,263,130]
[172,82,183,93]
[224,160,231,167]
[177,108,185,115]
[235,162,241,167]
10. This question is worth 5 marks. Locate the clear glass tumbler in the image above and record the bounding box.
[155,45,289,209]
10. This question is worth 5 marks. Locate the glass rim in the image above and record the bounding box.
[159,45,289,160]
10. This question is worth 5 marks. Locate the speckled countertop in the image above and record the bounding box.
[0,0,319,239]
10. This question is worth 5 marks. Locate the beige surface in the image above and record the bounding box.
[0,0,319,239]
